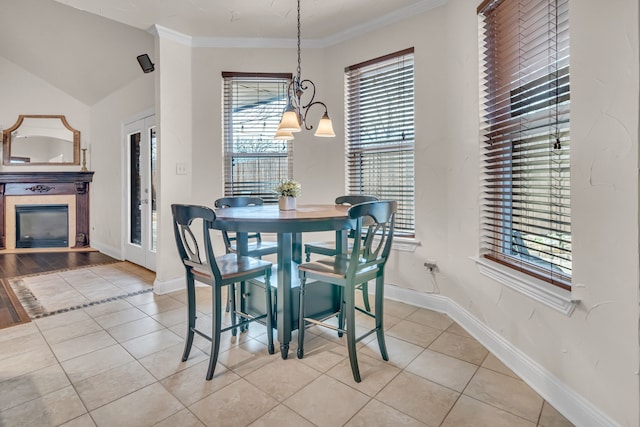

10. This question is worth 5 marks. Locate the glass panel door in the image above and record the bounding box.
[124,115,156,271]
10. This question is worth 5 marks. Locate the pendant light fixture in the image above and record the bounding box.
[275,0,335,140]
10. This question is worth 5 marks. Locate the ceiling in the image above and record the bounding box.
[1,0,442,106]
[53,0,442,41]
[1,0,155,106]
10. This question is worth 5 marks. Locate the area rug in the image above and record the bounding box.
[7,262,154,320]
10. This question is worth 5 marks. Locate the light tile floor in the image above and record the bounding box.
[0,262,574,426]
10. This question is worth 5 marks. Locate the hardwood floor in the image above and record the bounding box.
[0,251,120,329]
[0,251,118,279]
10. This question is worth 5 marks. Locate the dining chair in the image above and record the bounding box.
[297,200,397,382]
[304,195,378,311]
[214,196,278,258]
[171,204,274,380]
[214,196,279,317]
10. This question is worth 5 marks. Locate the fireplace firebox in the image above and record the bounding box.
[15,205,69,248]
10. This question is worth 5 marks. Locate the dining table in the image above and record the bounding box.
[212,203,354,359]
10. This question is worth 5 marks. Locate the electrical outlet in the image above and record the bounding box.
[424,260,438,272]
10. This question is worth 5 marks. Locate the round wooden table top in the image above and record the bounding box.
[213,204,353,233]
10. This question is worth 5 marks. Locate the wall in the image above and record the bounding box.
[323,1,639,425]
[153,32,194,291]
[444,1,639,424]
[172,2,640,422]
[186,44,342,252]
[0,53,155,258]
[89,74,155,256]
[3,0,637,424]
[0,56,90,172]
[190,45,340,208]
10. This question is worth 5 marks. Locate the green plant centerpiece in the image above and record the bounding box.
[275,180,301,210]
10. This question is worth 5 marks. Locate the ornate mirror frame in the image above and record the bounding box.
[2,115,81,166]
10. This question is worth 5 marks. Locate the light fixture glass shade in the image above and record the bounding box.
[274,129,295,140]
[314,113,336,137]
[278,110,302,132]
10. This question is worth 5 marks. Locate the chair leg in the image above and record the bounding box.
[229,283,238,336]
[297,274,307,359]
[182,274,196,362]
[337,286,345,337]
[206,285,223,381]
[374,275,388,361]
[264,272,275,355]
[305,248,311,262]
[360,281,371,312]
[344,286,361,383]
[239,281,249,332]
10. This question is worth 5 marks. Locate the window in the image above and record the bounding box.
[223,72,293,202]
[478,0,571,288]
[345,48,415,237]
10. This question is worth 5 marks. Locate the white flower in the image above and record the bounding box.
[274,180,301,197]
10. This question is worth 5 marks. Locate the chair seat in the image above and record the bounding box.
[298,255,378,280]
[190,253,272,282]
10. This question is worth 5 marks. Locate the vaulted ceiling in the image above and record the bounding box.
[1,0,154,105]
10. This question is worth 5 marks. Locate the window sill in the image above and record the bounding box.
[473,256,576,316]
[392,237,421,252]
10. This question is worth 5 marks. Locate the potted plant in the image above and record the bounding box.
[274,179,301,210]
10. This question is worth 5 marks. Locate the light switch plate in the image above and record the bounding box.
[176,163,188,175]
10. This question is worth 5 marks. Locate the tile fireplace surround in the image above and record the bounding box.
[0,171,94,249]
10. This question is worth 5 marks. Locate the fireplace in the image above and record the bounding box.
[0,171,93,250]
[15,205,69,248]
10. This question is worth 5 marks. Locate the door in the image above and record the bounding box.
[124,115,157,271]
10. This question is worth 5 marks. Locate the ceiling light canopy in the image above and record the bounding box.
[275,0,335,140]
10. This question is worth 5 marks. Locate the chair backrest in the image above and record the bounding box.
[347,200,397,276]
[171,204,221,280]
[335,195,378,238]
[214,196,264,208]
[335,195,378,206]
[214,196,265,252]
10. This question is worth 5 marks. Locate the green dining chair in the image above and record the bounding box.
[214,196,278,319]
[304,195,378,311]
[171,204,274,380]
[214,196,278,258]
[297,200,397,382]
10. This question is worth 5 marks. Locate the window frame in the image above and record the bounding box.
[222,72,293,203]
[344,48,416,237]
[478,0,571,289]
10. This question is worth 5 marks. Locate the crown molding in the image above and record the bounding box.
[150,24,193,46]
[150,0,446,49]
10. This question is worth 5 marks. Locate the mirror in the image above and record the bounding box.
[2,115,80,165]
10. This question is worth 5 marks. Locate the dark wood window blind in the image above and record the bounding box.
[478,0,571,288]
[222,72,293,202]
[345,48,416,236]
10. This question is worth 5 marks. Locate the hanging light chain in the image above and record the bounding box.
[296,0,302,82]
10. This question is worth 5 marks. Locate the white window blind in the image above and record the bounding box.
[223,72,293,203]
[478,0,571,288]
[345,48,415,237]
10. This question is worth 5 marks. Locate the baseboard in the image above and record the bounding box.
[383,284,620,427]
[89,240,122,260]
[153,276,184,295]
